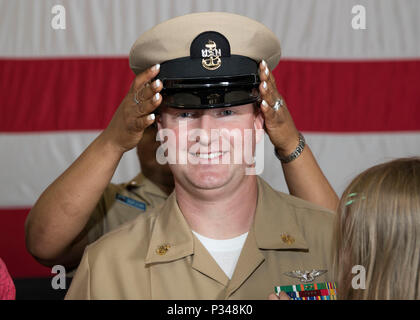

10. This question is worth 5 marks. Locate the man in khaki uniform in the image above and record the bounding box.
[65,12,336,300]
[67,178,334,299]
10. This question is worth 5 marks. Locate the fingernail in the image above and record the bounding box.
[154,79,161,88]
[265,67,269,76]
[261,60,267,68]
[148,113,155,121]
[261,100,268,109]
[262,81,267,90]
[152,64,160,72]
[153,93,160,102]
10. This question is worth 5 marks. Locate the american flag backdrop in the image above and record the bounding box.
[0,0,419,278]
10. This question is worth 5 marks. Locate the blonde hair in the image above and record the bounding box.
[334,157,420,299]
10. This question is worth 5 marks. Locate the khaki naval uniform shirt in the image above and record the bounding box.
[66,177,335,300]
[84,173,168,245]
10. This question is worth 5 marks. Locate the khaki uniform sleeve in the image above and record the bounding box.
[65,249,91,300]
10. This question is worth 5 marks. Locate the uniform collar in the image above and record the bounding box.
[144,176,308,268]
[253,177,309,251]
[144,192,194,264]
[225,177,309,296]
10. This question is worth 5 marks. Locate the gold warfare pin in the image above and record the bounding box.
[284,269,328,283]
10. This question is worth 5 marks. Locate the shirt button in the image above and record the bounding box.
[281,234,295,245]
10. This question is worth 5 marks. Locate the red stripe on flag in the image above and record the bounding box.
[0,58,134,132]
[0,208,51,278]
[1,58,419,132]
[273,59,420,132]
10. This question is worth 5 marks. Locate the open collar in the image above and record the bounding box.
[225,177,309,296]
[144,177,309,291]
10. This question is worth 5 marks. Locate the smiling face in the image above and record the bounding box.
[157,104,264,193]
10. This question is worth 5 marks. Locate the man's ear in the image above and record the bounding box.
[254,110,265,144]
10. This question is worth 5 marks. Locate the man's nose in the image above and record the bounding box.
[196,114,218,145]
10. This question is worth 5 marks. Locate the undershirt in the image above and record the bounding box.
[192,231,248,279]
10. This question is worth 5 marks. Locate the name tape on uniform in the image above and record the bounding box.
[115,194,146,211]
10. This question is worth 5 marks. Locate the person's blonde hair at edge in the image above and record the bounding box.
[334,157,420,299]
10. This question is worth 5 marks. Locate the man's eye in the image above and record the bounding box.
[220,109,234,116]
[178,112,195,118]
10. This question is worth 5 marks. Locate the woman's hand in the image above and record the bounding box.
[258,60,300,157]
[100,64,163,153]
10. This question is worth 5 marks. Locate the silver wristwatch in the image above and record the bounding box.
[274,132,306,163]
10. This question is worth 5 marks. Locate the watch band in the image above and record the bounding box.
[275,132,306,163]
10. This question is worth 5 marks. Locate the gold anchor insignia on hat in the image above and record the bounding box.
[281,233,295,245]
[156,244,171,255]
[201,40,222,70]
[284,270,328,283]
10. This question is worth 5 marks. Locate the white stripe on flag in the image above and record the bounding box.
[262,132,420,197]
[1,0,419,59]
[1,132,419,207]
[0,132,139,207]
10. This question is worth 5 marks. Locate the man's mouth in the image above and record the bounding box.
[188,151,229,160]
